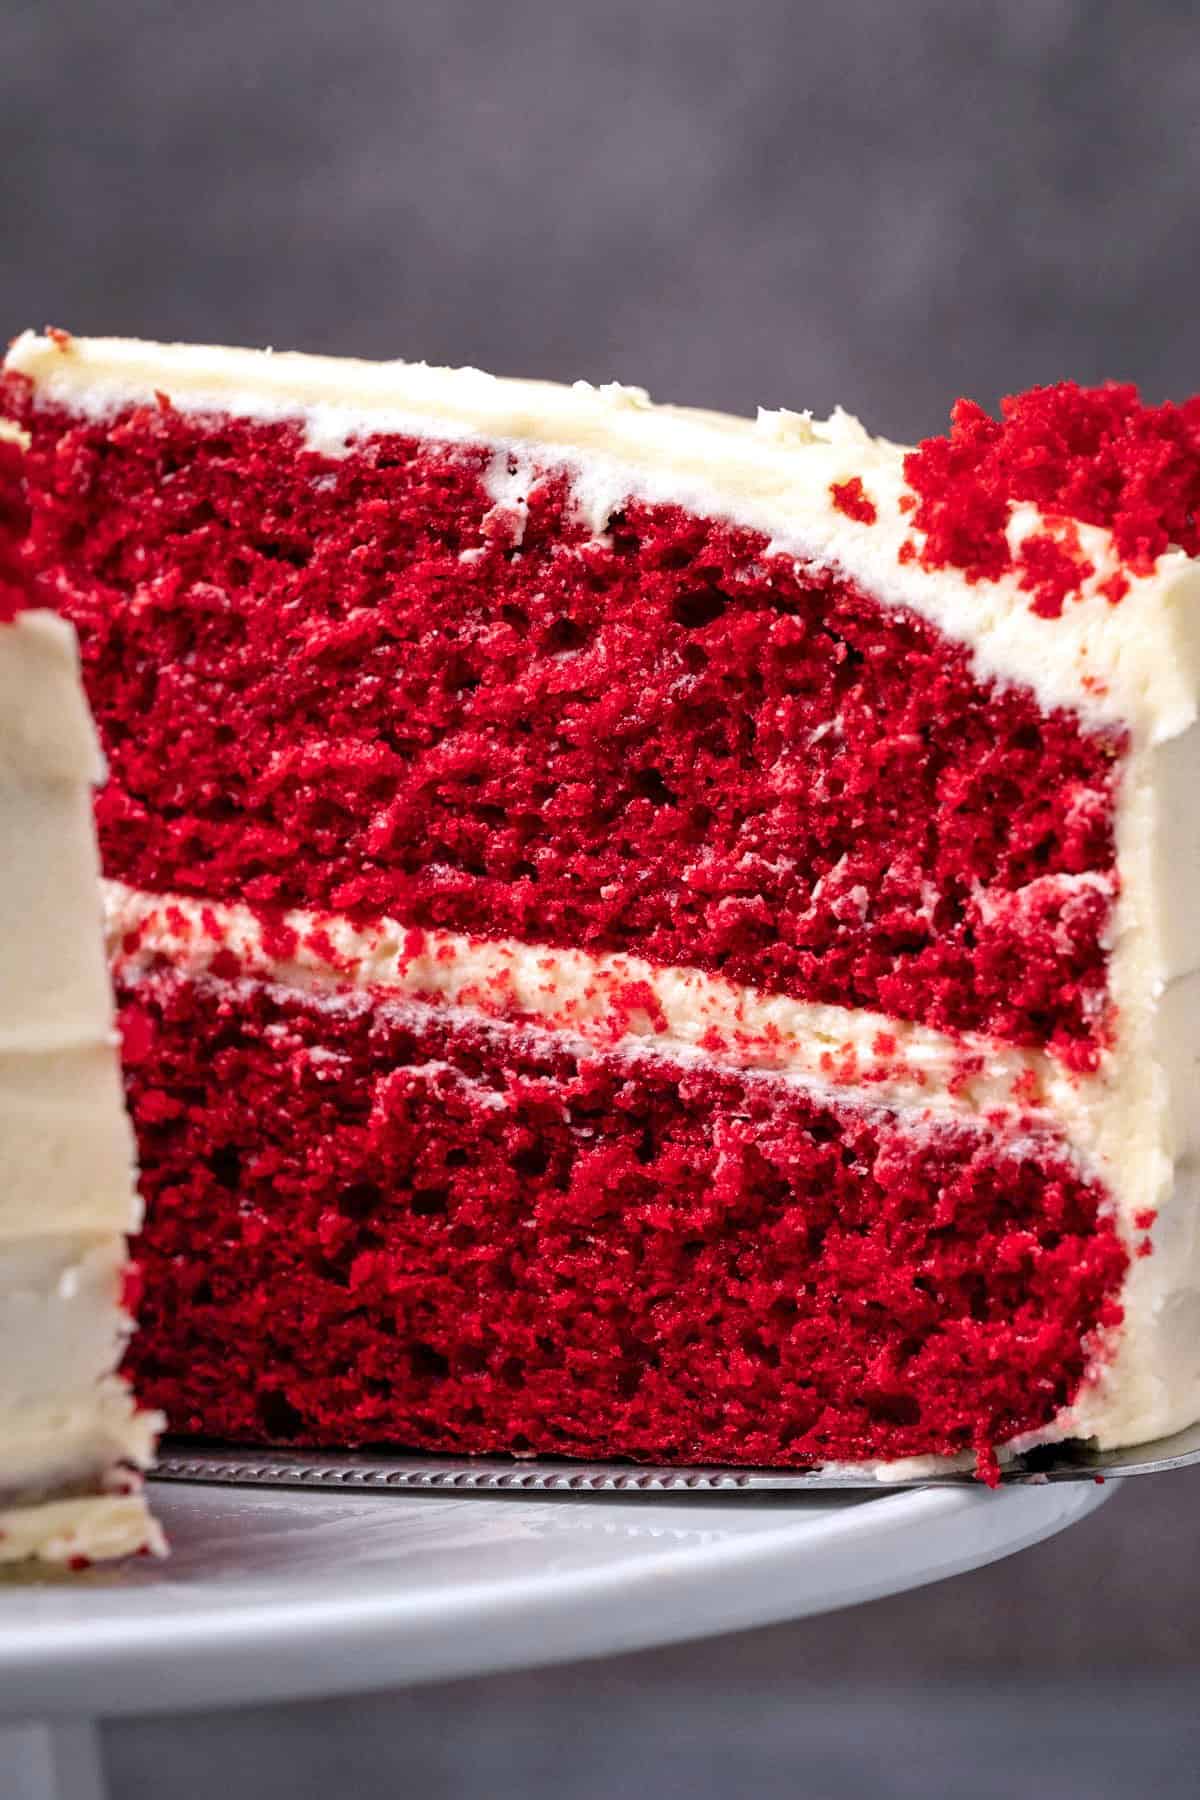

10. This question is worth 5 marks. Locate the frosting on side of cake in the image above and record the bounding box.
[0,612,162,1563]
[7,331,1200,744]
[1063,719,1200,1446]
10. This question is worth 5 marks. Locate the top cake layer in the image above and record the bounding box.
[0,346,1138,1066]
[6,331,1200,744]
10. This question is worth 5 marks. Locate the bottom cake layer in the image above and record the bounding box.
[117,967,1127,1477]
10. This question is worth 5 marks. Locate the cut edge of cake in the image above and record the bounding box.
[4,330,1199,1473]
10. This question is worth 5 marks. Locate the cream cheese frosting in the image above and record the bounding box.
[6,334,1199,1466]
[102,883,1114,1174]
[1063,722,1200,1446]
[0,612,162,1564]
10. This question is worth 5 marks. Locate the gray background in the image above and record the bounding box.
[5,2,1200,1794]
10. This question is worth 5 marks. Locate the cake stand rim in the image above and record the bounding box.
[0,1478,1109,1721]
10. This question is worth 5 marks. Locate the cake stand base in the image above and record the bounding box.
[2,1721,105,1800]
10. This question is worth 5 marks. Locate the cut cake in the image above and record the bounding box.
[2,331,1198,1487]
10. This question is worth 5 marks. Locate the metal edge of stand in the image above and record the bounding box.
[150,1418,1200,1496]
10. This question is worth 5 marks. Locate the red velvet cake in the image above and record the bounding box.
[3,332,1198,1483]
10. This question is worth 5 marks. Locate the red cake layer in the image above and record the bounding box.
[117,964,1127,1474]
[3,383,1122,1065]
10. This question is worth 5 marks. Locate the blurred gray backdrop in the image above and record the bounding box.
[5,2,1200,1795]
[8,0,1200,436]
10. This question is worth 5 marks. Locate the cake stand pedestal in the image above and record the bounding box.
[0,1476,1110,1799]
[3,1722,105,1800]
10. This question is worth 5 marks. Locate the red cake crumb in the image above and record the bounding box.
[119,1264,145,1314]
[903,382,1200,615]
[119,966,1127,1472]
[1010,1067,1041,1108]
[1013,525,1095,621]
[119,1005,158,1067]
[0,417,29,622]
[3,385,1125,1065]
[974,1443,1002,1488]
[829,476,877,524]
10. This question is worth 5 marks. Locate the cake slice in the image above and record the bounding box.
[0,568,162,1561]
[3,330,1198,1481]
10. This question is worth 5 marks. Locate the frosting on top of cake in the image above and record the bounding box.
[7,331,1200,745]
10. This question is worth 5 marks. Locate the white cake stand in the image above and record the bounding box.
[0,1476,1109,1799]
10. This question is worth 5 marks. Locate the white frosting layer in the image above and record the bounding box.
[1062,721,1200,1446]
[0,614,160,1561]
[7,331,1200,744]
[106,882,1098,1167]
